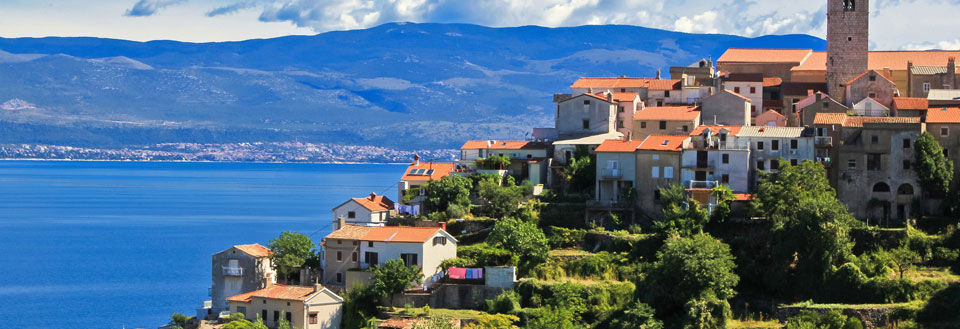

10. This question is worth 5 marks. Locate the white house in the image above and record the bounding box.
[852,97,891,117]
[227,284,343,329]
[555,92,618,138]
[397,155,455,205]
[594,139,642,205]
[722,73,764,117]
[459,140,549,185]
[332,193,394,230]
[681,126,751,194]
[733,126,816,189]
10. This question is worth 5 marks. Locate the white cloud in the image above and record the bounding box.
[125,0,186,17]
[903,39,960,51]
[674,11,719,34]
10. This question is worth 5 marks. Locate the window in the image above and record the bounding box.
[368,241,373,248]
[274,311,280,322]
[617,120,624,129]
[791,139,798,149]
[751,105,756,113]
[903,160,911,170]
[433,236,447,246]
[337,251,342,261]
[286,312,292,322]
[641,121,647,129]
[582,120,590,130]
[942,127,949,137]
[869,93,876,98]
[945,149,951,157]
[867,154,882,171]
[584,100,591,105]
[923,83,931,92]
[352,252,357,262]
[654,190,661,202]
[722,174,730,184]
[619,106,625,113]
[347,211,355,219]
[757,161,765,170]
[734,87,741,94]
[848,159,857,168]
[659,121,667,130]
[401,253,419,266]
[871,135,878,144]
[750,87,756,94]
[772,140,780,151]
[869,75,876,82]
[651,166,660,178]
[310,313,319,324]
[664,90,671,97]
[771,159,780,170]
[664,167,674,178]
[683,125,689,132]
[873,182,891,193]
[757,141,764,150]
[903,139,911,149]
[336,272,343,283]
[364,252,378,266]
[722,154,729,164]
[657,100,663,106]
[262,310,268,322]
[791,159,798,166]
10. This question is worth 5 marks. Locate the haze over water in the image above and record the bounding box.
[0,161,405,329]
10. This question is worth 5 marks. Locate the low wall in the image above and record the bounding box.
[775,305,900,329]
[389,284,509,309]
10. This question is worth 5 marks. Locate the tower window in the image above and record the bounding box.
[844,0,855,11]
[848,37,853,42]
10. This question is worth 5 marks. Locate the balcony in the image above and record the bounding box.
[222,266,243,276]
[683,160,716,171]
[687,180,719,189]
[601,168,622,179]
[815,137,833,147]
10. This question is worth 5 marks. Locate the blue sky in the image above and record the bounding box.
[0,0,957,50]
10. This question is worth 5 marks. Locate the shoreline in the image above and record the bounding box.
[0,158,413,165]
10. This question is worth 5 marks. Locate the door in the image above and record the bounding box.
[897,205,906,222]
[697,151,708,168]
[364,252,378,267]
[695,171,707,182]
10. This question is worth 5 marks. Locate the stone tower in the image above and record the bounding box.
[826,0,869,102]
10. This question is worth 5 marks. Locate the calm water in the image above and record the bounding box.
[0,161,405,329]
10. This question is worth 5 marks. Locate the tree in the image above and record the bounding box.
[563,146,595,194]
[477,175,525,218]
[710,184,736,223]
[610,301,664,329]
[527,306,582,329]
[268,231,316,283]
[476,155,511,170]
[371,259,422,305]
[644,234,739,326]
[887,245,921,279]
[486,217,549,274]
[655,184,710,236]
[170,313,191,328]
[424,175,473,214]
[914,132,953,197]
[341,284,379,329]
[750,160,859,298]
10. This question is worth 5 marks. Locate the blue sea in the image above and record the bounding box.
[0,161,405,329]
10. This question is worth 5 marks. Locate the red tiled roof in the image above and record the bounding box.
[813,113,848,125]
[226,284,319,303]
[361,226,445,243]
[325,225,374,240]
[926,106,960,124]
[763,77,783,87]
[844,116,921,127]
[633,106,700,121]
[892,97,929,110]
[401,162,455,182]
[791,50,960,71]
[351,194,394,212]
[647,79,682,91]
[846,69,894,86]
[595,139,643,153]
[234,243,273,258]
[638,135,688,151]
[717,48,813,64]
[461,140,546,150]
[757,109,786,120]
[690,125,742,136]
[791,51,827,71]
[611,92,639,102]
[570,77,680,91]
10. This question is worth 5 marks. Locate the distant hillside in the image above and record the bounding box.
[0,23,825,150]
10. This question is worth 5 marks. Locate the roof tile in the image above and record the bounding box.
[926,106,960,124]
[234,243,273,258]
[638,135,688,151]
[226,284,320,303]
[595,139,643,153]
[892,97,929,110]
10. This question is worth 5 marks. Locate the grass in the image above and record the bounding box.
[784,300,922,310]
[548,249,594,257]
[901,266,960,283]
[390,307,487,320]
[728,319,782,329]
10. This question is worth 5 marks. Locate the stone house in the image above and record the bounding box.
[722,73,764,116]
[799,92,848,127]
[926,106,960,179]
[906,57,957,98]
[700,90,752,126]
[210,244,276,316]
[891,97,928,117]
[670,59,715,85]
[756,110,787,127]
[555,92,617,138]
[844,69,897,108]
[632,105,700,140]
[635,135,688,220]
[332,193,394,230]
[227,284,343,329]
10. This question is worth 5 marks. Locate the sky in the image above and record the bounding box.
[0,0,957,50]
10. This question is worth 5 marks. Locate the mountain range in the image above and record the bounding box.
[0,23,825,151]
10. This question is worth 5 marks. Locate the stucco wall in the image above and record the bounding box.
[212,248,275,314]
[701,92,751,126]
[635,150,683,219]
[595,152,639,202]
[633,118,699,140]
[556,94,616,138]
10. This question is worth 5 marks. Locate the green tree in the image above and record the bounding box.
[751,160,859,298]
[527,306,582,329]
[887,245,921,279]
[786,310,863,329]
[268,231,316,283]
[710,184,736,223]
[644,234,739,326]
[914,132,953,197]
[563,146,596,194]
[655,184,710,236]
[424,175,473,214]
[371,259,422,305]
[683,293,731,329]
[610,301,664,329]
[477,176,525,218]
[170,313,191,328]
[486,217,549,274]
[341,284,379,329]
[476,155,512,170]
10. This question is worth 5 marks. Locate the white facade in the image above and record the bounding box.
[733,127,816,189]
[680,148,751,193]
[359,230,457,280]
[852,97,891,117]
[304,289,345,329]
[723,81,763,116]
[331,199,388,229]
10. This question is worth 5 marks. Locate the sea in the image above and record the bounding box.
[0,161,406,329]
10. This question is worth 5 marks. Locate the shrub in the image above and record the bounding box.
[548,226,587,249]
[456,243,518,267]
[486,290,521,315]
[917,285,960,326]
[609,301,663,329]
[446,204,468,219]
[516,279,635,324]
[786,310,864,329]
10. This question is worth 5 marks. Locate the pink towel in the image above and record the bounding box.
[449,267,466,279]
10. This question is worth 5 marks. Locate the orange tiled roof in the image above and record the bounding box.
[892,97,929,110]
[717,48,814,64]
[791,50,960,71]
[351,195,394,212]
[638,135,688,151]
[690,125,742,136]
[234,243,273,258]
[647,79,682,91]
[361,226,445,243]
[611,92,639,102]
[633,106,700,121]
[757,109,786,119]
[226,284,319,303]
[846,69,894,86]
[926,106,960,124]
[813,113,848,125]
[763,77,783,87]
[844,116,922,127]
[595,139,643,153]
[401,162,455,182]
[326,225,374,240]
[791,51,828,71]
[461,140,545,150]
[570,77,680,91]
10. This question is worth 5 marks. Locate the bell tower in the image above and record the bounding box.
[826,0,869,102]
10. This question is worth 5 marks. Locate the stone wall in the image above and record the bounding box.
[388,284,510,309]
[776,305,898,329]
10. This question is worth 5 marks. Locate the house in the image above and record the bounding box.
[799,92,849,127]
[906,57,957,98]
[670,59,715,85]
[762,77,784,113]
[332,193,394,230]
[844,70,897,108]
[756,110,787,127]
[851,97,891,117]
[700,90,752,126]
[926,106,960,178]
[611,92,643,137]
[813,113,923,224]
[928,89,960,107]
[722,73,764,116]
[891,97,929,117]
[227,284,343,329]
[781,83,828,125]
[734,126,816,190]
[210,244,276,316]
[459,140,549,185]
[635,135,689,219]
[555,92,618,139]
[681,126,750,194]
[397,155,455,205]
[321,224,457,288]
[568,76,699,106]
[594,139,642,208]
[632,105,701,140]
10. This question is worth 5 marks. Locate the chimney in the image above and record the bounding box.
[607,91,613,101]
[949,57,957,88]
[337,217,345,230]
[656,68,661,79]
[369,192,377,201]
[438,222,447,231]
[413,154,420,166]
[313,283,323,293]
[807,89,814,96]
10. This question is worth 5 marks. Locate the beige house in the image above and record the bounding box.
[397,156,455,205]
[594,139,642,207]
[906,58,957,98]
[632,106,700,140]
[634,135,688,219]
[700,90,752,126]
[211,244,276,316]
[227,284,343,329]
[891,97,928,117]
[555,92,617,138]
[459,140,549,185]
[722,73,764,116]
[611,92,643,137]
[321,225,457,288]
[755,110,787,127]
[332,193,394,230]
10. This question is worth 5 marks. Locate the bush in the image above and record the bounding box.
[516,279,635,324]
[609,301,663,329]
[786,310,864,329]
[486,290,521,314]
[917,285,960,326]
[446,204,468,219]
[456,243,518,267]
[548,226,587,249]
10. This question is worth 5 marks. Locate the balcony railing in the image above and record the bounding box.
[222,266,243,276]
[601,168,622,179]
[687,180,719,189]
[815,137,833,147]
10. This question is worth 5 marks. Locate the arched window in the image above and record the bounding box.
[898,184,915,195]
[873,182,891,193]
[844,0,855,11]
